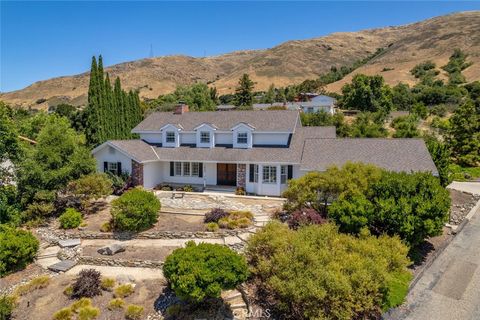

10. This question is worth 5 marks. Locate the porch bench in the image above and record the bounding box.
[171,191,185,199]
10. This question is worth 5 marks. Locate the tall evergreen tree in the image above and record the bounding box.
[234,74,255,109]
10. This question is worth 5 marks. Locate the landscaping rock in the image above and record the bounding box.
[97,243,126,255]
[58,239,81,248]
[48,260,77,272]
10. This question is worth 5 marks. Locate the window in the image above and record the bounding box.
[175,162,182,176]
[200,131,210,143]
[173,162,201,177]
[254,164,259,183]
[107,162,118,174]
[166,131,175,143]
[192,162,200,176]
[307,107,314,113]
[281,166,288,184]
[237,132,248,144]
[262,166,277,184]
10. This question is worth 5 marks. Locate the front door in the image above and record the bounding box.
[217,163,237,186]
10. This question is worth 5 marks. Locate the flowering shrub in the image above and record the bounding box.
[287,208,327,230]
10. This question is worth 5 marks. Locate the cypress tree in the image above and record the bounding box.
[86,56,100,146]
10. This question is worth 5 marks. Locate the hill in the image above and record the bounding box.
[1,11,479,110]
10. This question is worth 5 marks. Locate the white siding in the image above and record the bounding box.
[94,146,132,174]
[143,162,163,189]
[139,133,162,144]
[215,132,232,145]
[160,162,217,186]
[252,133,290,146]
[180,132,196,145]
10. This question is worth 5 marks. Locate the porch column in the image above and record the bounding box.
[131,160,144,186]
[237,163,246,188]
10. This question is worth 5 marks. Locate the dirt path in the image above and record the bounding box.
[66,265,165,280]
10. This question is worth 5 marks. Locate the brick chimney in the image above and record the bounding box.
[174,104,189,115]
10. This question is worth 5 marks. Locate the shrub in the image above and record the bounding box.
[68,173,112,210]
[183,185,194,192]
[114,284,134,298]
[235,187,246,195]
[0,225,39,276]
[329,171,451,247]
[246,222,411,319]
[99,221,112,232]
[125,304,144,320]
[14,275,50,296]
[287,208,327,230]
[204,208,228,223]
[71,269,101,298]
[63,286,73,297]
[70,297,92,312]
[59,208,83,229]
[100,277,115,291]
[107,298,125,310]
[77,306,100,320]
[0,295,16,320]
[229,210,254,221]
[53,307,73,320]
[111,187,161,232]
[163,241,249,303]
[205,222,219,232]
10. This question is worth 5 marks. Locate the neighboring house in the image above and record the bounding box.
[92,105,438,196]
[299,95,336,114]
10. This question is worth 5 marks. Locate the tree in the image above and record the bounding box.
[110,187,161,232]
[341,74,393,113]
[234,74,255,108]
[0,103,21,164]
[424,134,451,187]
[17,115,96,208]
[246,222,411,319]
[442,49,473,85]
[0,225,39,276]
[392,83,415,111]
[163,241,249,303]
[349,112,388,138]
[67,173,112,212]
[328,170,450,247]
[0,185,21,226]
[391,115,420,138]
[300,111,350,137]
[264,84,276,104]
[173,83,217,111]
[447,100,480,167]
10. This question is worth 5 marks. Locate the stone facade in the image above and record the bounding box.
[131,160,144,186]
[79,256,164,269]
[237,164,246,188]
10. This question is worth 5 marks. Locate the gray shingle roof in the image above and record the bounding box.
[133,110,300,132]
[108,140,158,162]
[300,138,438,175]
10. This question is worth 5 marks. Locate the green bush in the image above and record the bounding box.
[114,284,134,298]
[107,298,125,310]
[63,286,73,297]
[125,304,144,320]
[77,306,100,320]
[0,295,16,320]
[111,187,161,232]
[163,241,249,303]
[99,221,112,232]
[59,208,83,229]
[53,307,73,320]
[100,277,115,291]
[246,222,411,319]
[70,298,92,312]
[0,225,39,276]
[205,222,219,232]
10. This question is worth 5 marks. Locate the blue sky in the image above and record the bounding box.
[1,1,479,92]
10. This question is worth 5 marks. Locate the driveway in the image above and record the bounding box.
[448,181,480,195]
[388,203,480,320]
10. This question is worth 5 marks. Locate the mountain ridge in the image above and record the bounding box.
[2,11,479,109]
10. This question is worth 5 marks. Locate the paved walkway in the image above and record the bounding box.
[388,203,480,320]
[448,181,480,195]
[66,265,164,280]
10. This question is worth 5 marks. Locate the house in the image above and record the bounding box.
[92,105,438,197]
[299,95,336,114]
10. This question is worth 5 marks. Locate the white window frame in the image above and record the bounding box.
[281,165,287,184]
[192,162,200,176]
[262,166,277,184]
[107,162,118,174]
[253,164,259,183]
[174,162,182,176]
[200,131,210,143]
[183,162,191,176]
[166,131,176,143]
[237,132,248,144]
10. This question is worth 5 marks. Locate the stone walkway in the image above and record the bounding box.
[448,181,480,195]
[66,265,164,280]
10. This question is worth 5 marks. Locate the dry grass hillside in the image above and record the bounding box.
[1,11,479,110]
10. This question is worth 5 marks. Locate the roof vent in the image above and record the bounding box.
[174,103,189,115]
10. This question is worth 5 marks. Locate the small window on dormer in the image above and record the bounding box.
[200,131,210,143]
[166,131,175,143]
[237,132,248,144]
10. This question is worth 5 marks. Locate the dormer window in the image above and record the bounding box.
[200,131,210,143]
[237,132,248,144]
[166,131,175,143]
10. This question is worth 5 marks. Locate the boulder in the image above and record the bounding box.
[97,243,126,255]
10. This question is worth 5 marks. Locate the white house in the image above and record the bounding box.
[299,95,336,114]
[92,105,438,197]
